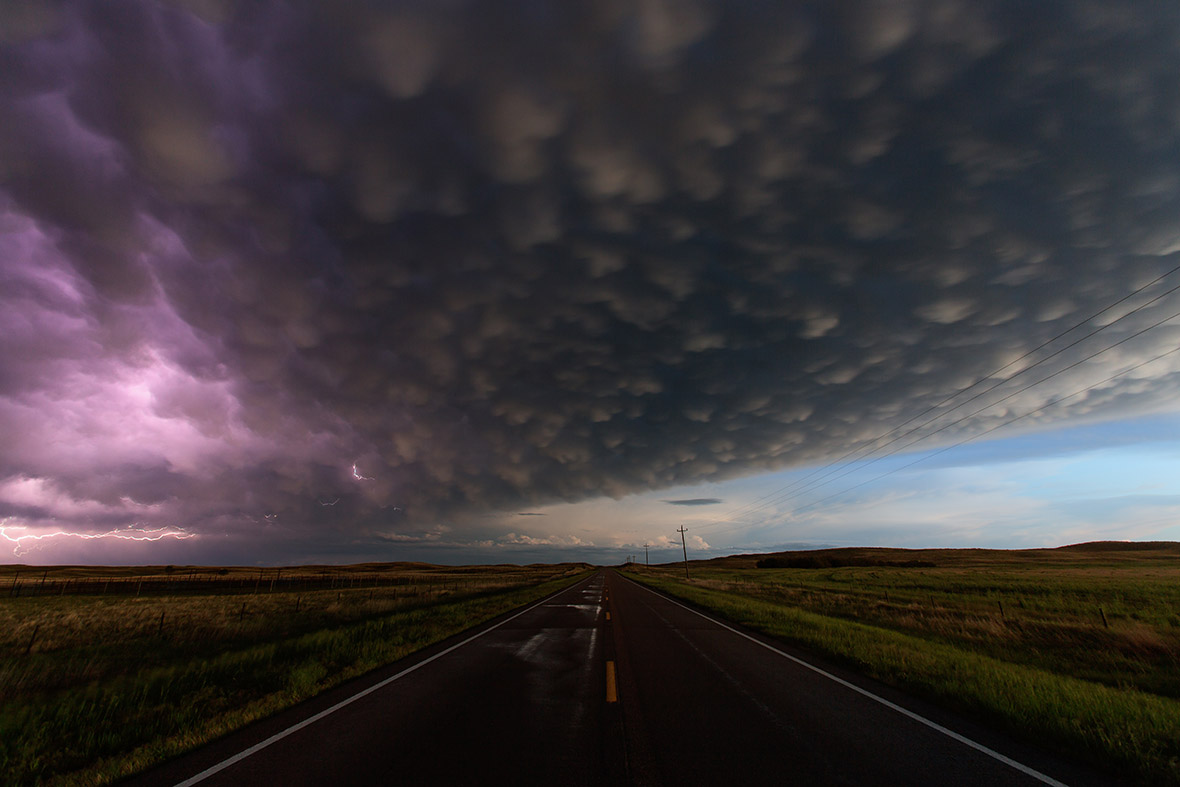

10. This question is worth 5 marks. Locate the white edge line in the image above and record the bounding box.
[173,574,597,787]
[620,574,1069,787]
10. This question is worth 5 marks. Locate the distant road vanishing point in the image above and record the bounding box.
[126,570,1114,786]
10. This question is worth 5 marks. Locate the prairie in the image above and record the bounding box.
[0,562,589,785]
[624,542,1180,784]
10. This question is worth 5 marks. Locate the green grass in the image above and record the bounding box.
[624,543,1180,784]
[0,563,590,785]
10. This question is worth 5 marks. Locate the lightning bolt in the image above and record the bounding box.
[0,522,197,557]
[352,463,373,481]
[319,497,340,506]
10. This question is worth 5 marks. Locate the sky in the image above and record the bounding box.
[3,0,1180,566]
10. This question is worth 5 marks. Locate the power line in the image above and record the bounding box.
[725,303,1180,521]
[707,302,1180,528]
[853,279,1180,461]
[721,277,1180,526]
[703,267,1180,531]
[697,268,1180,533]
[787,342,1180,519]
[705,339,1180,542]
[852,266,1180,460]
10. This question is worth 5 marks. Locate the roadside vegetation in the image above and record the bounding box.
[623,542,1180,784]
[0,562,589,785]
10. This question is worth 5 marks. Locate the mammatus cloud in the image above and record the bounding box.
[664,499,724,506]
[3,1,1180,559]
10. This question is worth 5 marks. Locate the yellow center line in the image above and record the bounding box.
[605,660,618,703]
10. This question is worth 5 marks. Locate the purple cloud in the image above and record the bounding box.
[2,1,1180,562]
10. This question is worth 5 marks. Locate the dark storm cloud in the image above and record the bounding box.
[664,499,723,506]
[4,0,1180,552]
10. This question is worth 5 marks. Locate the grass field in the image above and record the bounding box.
[623,541,1180,784]
[0,562,590,786]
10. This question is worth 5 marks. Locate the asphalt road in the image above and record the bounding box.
[125,569,1114,786]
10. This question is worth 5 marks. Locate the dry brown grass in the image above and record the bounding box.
[0,561,590,784]
[639,541,1180,698]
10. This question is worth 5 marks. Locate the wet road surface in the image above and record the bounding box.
[124,570,1114,786]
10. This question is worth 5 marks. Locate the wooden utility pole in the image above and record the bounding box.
[643,543,650,566]
[677,526,689,579]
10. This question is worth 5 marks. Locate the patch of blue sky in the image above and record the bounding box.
[655,411,1180,551]
[471,411,1180,562]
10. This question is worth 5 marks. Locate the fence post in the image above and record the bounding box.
[25,624,40,655]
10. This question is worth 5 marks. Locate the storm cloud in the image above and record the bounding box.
[3,0,1180,558]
